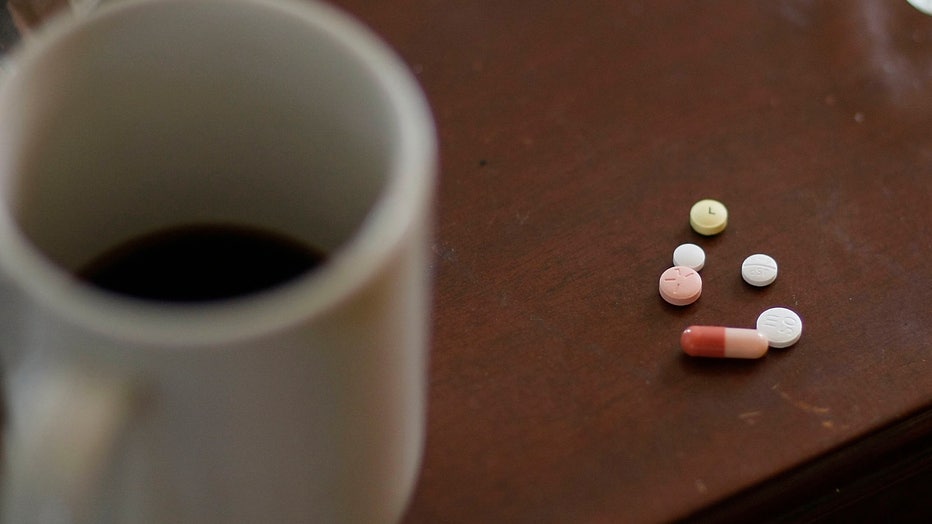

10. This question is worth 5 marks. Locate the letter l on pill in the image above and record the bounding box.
[680,326,769,359]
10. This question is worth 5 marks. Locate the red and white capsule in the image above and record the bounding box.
[680,326,769,359]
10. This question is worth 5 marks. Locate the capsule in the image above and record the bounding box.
[680,326,768,359]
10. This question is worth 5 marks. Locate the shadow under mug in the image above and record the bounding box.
[0,0,436,522]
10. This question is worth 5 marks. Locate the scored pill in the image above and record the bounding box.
[680,326,769,359]
[659,266,702,306]
[741,253,778,287]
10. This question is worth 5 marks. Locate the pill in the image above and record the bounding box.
[741,253,778,287]
[680,326,769,359]
[756,307,802,348]
[689,199,728,236]
[908,0,932,15]
[659,266,702,306]
[672,243,705,271]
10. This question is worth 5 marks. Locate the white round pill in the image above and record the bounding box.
[672,243,705,271]
[741,254,778,287]
[908,0,932,15]
[756,307,802,348]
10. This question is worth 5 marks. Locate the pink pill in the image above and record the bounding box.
[659,266,701,306]
[680,326,769,359]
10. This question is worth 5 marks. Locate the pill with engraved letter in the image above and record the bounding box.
[756,307,802,348]
[741,254,778,287]
[680,326,769,359]
[689,199,728,236]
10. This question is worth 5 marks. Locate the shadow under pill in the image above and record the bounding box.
[658,296,703,316]
[675,351,765,376]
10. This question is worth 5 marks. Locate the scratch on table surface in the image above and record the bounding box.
[431,242,457,263]
[772,383,830,415]
[738,411,763,425]
[694,479,708,494]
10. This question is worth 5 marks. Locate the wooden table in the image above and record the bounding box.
[1,1,929,521]
[329,1,932,522]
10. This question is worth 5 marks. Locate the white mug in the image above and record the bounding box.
[0,0,436,522]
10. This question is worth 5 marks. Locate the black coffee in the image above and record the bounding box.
[77,224,326,302]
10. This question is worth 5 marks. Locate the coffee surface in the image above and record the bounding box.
[77,224,326,302]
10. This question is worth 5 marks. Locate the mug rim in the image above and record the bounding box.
[0,0,437,347]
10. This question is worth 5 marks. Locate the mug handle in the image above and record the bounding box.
[2,361,136,523]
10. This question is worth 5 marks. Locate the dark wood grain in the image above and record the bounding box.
[328,1,932,522]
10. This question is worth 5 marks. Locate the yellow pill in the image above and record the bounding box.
[689,199,728,235]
